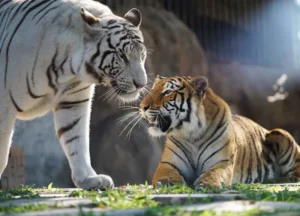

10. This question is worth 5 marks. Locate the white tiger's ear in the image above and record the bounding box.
[124,8,142,28]
[81,8,100,28]
[190,76,209,97]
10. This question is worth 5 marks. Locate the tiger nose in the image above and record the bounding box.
[134,80,145,89]
[142,105,150,111]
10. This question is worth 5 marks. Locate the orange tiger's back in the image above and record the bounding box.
[139,75,300,188]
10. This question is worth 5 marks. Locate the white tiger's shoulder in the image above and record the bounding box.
[62,0,113,18]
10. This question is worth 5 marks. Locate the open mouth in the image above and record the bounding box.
[148,116,172,132]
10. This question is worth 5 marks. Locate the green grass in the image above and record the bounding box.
[2,183,300,215]
[0,185,40,202]
[0,204,49,214]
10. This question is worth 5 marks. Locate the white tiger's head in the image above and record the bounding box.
[79,7,147,102]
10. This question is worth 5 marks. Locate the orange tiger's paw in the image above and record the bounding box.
[153,176,186,188]
[193,176,222,189]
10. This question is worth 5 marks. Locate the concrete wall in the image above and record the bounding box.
[12,113,72,188]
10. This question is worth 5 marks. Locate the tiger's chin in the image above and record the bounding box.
[148,127,166,137]
[147,116,172,137]
[116,90,141,102]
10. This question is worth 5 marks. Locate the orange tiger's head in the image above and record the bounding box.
[139,75,208,137]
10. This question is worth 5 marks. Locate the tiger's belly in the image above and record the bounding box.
[16,94,55,120]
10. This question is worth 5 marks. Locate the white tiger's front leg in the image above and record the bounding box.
[53,85,114,190]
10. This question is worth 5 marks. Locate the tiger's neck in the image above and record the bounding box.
[167,88,232,144]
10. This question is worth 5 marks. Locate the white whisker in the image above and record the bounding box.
[119,115,140,136]
[126,116,142,139]
[116,111,138,124]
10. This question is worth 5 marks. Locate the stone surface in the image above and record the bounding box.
[207,61,300,141]
[12,113,73,188]
[1,147,25,189]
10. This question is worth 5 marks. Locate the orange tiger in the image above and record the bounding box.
[139,75,300,188]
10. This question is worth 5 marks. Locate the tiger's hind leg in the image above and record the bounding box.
[265,129,300,182]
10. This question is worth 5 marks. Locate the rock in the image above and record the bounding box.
[207,60,300,141]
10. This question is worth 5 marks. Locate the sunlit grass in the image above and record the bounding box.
[1,182,300,214]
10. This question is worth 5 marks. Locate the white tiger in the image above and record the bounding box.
[0,0,147,190]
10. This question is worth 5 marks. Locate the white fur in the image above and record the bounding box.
[0,0,147,190]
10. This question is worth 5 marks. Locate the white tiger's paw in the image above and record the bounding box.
[73,174,114,190]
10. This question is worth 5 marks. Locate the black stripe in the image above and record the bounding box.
[9,1,29,23]
[26,73,46,99]
[240,145,246,182]
[0,6,14,34]
[166,146,190,170]
[279,141,291,159]
[58,49,69,77]
[169,136,196,173]
[103,25,120,30]
[235,117,253,184]
[62,82,81,95]
[36,4,61,24]
[9,90,23,112]
[65,136,80,144]
[200,141,229,172]
[195,102,222,144]
[255,129,264,183]
[68,86,90,95]
[252,134,262,183]
[98,50,115,71]
[51,48,59,83]
[57,117,81,138]
[90,40,102,62]
[70,151,78,157]
[46,64,57,93]
[263,163,270,182]
[86,63,103,83]
[196,123,228,169]
[107,20,117,25]
[56,99,89,110]
[122,41,130,50]
[4,0,51,88]
[116,35,128,47]
[279,144,294,166]
[70,58,76,75]
[0,1,10,9]
[0,34,8,56]
[160,161,186,183]
[32,0,56,21]
[107,37,115,50]
[31,32,45,87]
[0,7,14,54]
[246,135,253,184]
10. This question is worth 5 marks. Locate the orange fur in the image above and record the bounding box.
[140,76,300,188]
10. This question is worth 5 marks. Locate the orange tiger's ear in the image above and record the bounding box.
[190,76,208,97]
[155,75,166,82]
[81,8,100,27]
[155,75,167,81]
